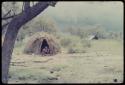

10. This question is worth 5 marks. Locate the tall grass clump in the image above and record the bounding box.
[59,33,91,53]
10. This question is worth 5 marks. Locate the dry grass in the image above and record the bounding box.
[8,39,123,83]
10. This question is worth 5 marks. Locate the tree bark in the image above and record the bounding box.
[2,19,22,83]
[2,2,51,83]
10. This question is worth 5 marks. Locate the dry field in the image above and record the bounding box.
[8,39,123,83]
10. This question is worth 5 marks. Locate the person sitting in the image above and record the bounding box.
[42,46,50,56]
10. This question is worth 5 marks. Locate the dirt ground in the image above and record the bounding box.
[8,39,123,83]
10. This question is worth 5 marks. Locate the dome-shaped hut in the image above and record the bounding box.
[24,32,61,56]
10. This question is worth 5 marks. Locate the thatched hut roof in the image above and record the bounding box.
[24,32,61,56]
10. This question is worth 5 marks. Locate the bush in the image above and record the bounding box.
[60,38,72,47]
[68,47,87,54]
[60,33,81,48]
[59,33,91,53]
[81,39,91,48]
[68,47,76,54]
[67,43,87,54]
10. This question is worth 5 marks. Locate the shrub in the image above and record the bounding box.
[68,47,76,54]
[60,33,81,48]
[81,39,91,48]
[59,33,91,53]
[60,38,72,47]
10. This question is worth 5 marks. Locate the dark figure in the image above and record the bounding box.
[41,39,49,52]
[42,46,50,56]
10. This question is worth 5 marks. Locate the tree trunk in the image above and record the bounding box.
[2,19,22,83]
[2,2,50,83]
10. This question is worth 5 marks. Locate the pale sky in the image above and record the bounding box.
[42,1,123,20]
[39,1,123,31]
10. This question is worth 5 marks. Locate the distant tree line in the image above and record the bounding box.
[63,24,123,40]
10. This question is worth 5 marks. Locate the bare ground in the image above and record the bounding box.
[8,40,123,83]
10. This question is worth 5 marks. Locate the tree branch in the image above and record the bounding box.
[24,2,30,13]
[47,1,57,7]
[2,15,16,20]
[13,2,50,25]
[2,10,11,18]
[2,22,10,28]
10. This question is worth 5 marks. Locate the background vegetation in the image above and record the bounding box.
[2,2,123,83]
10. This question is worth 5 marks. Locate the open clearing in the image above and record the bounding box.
[8,39,123,83]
